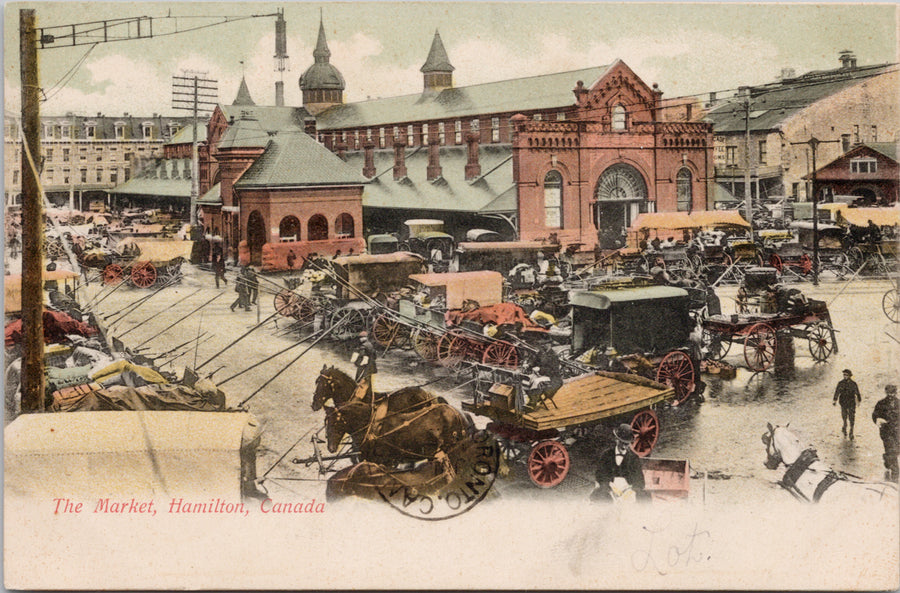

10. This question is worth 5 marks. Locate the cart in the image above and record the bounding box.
[788,222,853,280]
[884,274,900,323]
[97,239,193,288]
[835,207,900,277]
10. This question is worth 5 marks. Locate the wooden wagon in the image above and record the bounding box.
[96,239,193,288]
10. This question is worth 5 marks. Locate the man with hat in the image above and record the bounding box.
[525,339,563,410]
[872,384,899,480]
[833,368,862,439]
[350,331,377,399]
[591,423,649,503]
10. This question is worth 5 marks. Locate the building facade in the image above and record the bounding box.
[809,142,898,205]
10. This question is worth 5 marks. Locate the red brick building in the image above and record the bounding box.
[809,142,898,206]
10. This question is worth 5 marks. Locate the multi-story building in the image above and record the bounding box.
[4,113,194,211]
[704,51,898,205]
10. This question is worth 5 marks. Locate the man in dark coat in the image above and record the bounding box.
[591,423,649,503]
[833,368,862,439]
[526,340,563,409]
[351,332,378,399]
[873,384,899,481]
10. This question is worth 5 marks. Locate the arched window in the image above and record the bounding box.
[611,104,626,131]
[335,213,355,238]
[676,168,693,212]
[544,170,563,228]
[279,215,301,242]
[308,214,328,241]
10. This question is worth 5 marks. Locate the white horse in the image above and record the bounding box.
[762,422,899,504]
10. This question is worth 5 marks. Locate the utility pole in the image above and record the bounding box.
[742,94,753,241]
[791,136,840,286]
[20,8,44,412]
[172,72,218,226]
[274,8,288,106]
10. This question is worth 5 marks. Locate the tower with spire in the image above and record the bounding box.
[232,75,256,106]
[421,30,454,94]
[299,15,345,115]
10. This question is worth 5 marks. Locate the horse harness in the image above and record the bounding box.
[779,448,841,503]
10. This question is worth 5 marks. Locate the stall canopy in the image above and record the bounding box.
[687,210,751,229]
[630,212,693,231]
[4,270,80,314]
[836,206,900,228]
[409,271,504,309]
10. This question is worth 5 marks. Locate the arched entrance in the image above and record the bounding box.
[308,214,328,241]
[247,210,266,266]
[594,163,648,249]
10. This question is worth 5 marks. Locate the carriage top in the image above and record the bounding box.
[408,271,504,309]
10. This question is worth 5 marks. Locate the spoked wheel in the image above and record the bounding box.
[807,322,835,362]
[436,330,470,368]
[498,437,523,462]
[701,328,731,361]
[130,262,157,288]
[371,314,412,349]
[295,295,322,323]
[768,253,784,273]
[273,289,301,317]
[481,340,519,368]
[883,289,900,323]
[330,307,369,341]
[412,328,439,362]
[744,322,777,371]
[630,409,659,457]
[799,253,813,275]
[527,440,570,488]
[656,350,696,405]
[102,263,124,285]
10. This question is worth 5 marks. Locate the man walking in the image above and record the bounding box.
[873,384,899,481]
[245,266,259,305]
[833,368,862,439]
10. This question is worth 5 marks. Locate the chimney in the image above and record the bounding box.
[465,132,481,180]
[572,80,589,106]
[304,117,317,138]
[335,142,347,161]
[275,81,285,107]
[839,50,856,69]
[363,142,376,178]
[427,138,442,181]
[393,139,407,180]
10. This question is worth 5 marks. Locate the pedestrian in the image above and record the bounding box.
[350,331,377,398]
[245,266,259,305]
[287,249,297,271]
[591,423,649,503]
[525,339,563,409]
[213,258,227,288]
[833,368,862,439]
[872,384,899,481]
[231,267,250,312]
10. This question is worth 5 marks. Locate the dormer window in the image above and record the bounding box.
[850,157,877,174]
[612,105,626,131]
[115,122,126,139]
[60,124,71,139]
[84,123,96,139]
[141,122,153,140]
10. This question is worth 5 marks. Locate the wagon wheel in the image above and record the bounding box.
[330,307,369,341]
[656,350,696,405]
[130,262,157,288]
[807,322,835,362]
[436,330,470,368]
[701,328,731,361]
[412,328,440,362]
[848,246,865,269]
[799,253,813,275]
[768,253,784,272]
[371,314,412,349]
[743,323,777,371]
[102,263,125,285]
[527,440,570,488]
[295,295,322,323]
[157,260,182,285]
[273,289,301,317]
[45,238,65,259]
[498,437,523,462]
[883,289,900,323]
[630,409,659,457]
[482,340,519,368]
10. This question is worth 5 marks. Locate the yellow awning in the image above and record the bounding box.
[837,207,900,228]
[630,212,693,231]
[91,360,168,385]
[687,210,751,229]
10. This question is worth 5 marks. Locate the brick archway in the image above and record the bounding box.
[247,210,266,266]
[594,163,648,248]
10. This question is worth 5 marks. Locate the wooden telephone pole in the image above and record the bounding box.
[791,136,840,286]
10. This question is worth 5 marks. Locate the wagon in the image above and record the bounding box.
[788,222,853,280]
[93,239,193,288]
[463,365,677,488]
[883,274,900,323]
[833,206,900,277]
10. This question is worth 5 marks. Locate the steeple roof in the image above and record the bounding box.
[232,76,256,106]
[313,18,331,62]
[421,30,454,73]
[300,16,345,91]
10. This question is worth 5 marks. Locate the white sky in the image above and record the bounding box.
[4,2,898,118]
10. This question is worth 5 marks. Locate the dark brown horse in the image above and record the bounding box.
[312,365,442,413]
[325,459,454,502]
[324,398,472,466]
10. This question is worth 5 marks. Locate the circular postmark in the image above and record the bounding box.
[377,429,500,521]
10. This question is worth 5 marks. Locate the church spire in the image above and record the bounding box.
[232,73,256,106]
[299,13,345,115]
[421,30,454,94]
[313,15,331,63]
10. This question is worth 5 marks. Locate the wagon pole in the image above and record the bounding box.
[826,258,871,307]
[114,288,203,337]
[104,277,186,324]
[142,331,210,360]
[82,273,131,310]
[884,332,900,346]
[133,292,226,349]
[711,257,741,288]
[238,317,351,408]
[159,334,215,368]
[194,311,281,371]
[217,329,323,386]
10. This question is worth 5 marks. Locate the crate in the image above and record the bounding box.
[641,458,690,501]
[488,383,515,410]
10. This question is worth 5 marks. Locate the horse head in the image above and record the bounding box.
[762,422,803,469]
[312,365,335,411]
[323,406,347,453]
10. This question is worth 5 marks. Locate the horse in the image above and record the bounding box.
[762,422,899,504]
[325,459,454,502]
[312,365,442,413]
[324,398,472,467]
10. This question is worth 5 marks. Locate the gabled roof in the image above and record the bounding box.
[234,133,366,188]
[197,182,221,205]
[168,122,208,145]
[232,77,256,106]
[421,30,454,73]
[705,63,894,133]
[866,142,898,162]
[216,106,309,150]
[315,65,610,130]
[108,158,192,198]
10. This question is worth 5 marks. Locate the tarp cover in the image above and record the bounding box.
[91,360,168,386]
[4,310,97,347]
[445,302,543,330]
[51,383,226,413]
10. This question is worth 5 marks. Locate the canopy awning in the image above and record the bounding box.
[837,207,900,227]
[569,286,689,310]
[630,212,693,231]
[687,210,751,229]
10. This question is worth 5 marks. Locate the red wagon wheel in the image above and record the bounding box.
[371,314,412,349]
[273,289,301,317]
[768,253,784,272]
[412,328,439,362]
[807,322,835,362]
[656,350,695,405]
[130,261,157,288]
[436,330,470,368]
[744,322,777,371]
[527,440,570,488]
[482,340,519,368]
[102,263,124,285]
[630,409,659,457]
[799,253,813,275]
[294,295,322,323]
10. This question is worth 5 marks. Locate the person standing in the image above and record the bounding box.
[591,423,649,503]
[231,267,250,312]
[872,384,899,481]
[833,368,862,439]
[213,258,227,288]
[245,266,259,305]
[351,331,377,399]
[286,249,297,271]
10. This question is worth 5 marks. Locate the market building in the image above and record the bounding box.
[807,142,898,206]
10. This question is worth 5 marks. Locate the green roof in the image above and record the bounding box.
[216,106,309,150]
[232,77,256,106]
[866,142,898,162]
[197,182,221,205]
[234,132,366,188]
[343,143,514,214]
[109,159,191,198]
[705,63,894,133]
[421,31,454,73]
[315,65,609,130]
[168,122,208,145]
